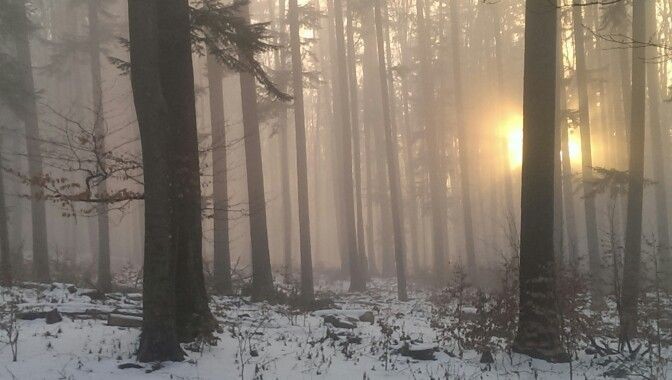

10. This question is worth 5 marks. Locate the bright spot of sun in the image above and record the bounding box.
[505,115,523,169]
[566,128,582,167]
[504,115,583,170]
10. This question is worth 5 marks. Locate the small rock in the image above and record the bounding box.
[46,309,62,324]
[400,343,436,361]
[359,311,375,324]
[323,315,356,329]
[118,363,143,370]
[67,285,77,294]
[250,349,259,357]
[480,350,494,364]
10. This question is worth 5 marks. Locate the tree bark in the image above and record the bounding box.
[345,0,368,280]
[207,54,233,295]
[128,0,183,362]
[239,5,276,300]
[0,133,11,286]
[572,1,604,305]
[288,0,314,302]
[645,0,671,287]
[373,0,406,300]
[88,0,112,293]
[512,0,568,363]
[333,0,365,291]
[416,0,449,284]
[620,0,647,343]
[13,0,49,282]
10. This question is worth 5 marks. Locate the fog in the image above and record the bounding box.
[1,0,672,373]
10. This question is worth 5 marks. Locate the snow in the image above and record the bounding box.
[1,280,670,379]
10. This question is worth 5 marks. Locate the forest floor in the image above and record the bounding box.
[1,278,671,379]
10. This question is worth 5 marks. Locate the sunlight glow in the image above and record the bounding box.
[505,115,583,170]
[506,115,523,169]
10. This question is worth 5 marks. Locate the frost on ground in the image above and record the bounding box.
[0,279,670,379]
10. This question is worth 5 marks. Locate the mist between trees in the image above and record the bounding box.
[0,0,671,373]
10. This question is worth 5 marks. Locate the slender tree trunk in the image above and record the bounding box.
[88,0,112,293]
[207,54,232,295]
[333,0,365,291]
[239,5,276,300]
[416,0,449,284]
[398,9,420,274]
[645,1,671,287]
[276,0,293,279]
[572,2,604,304]
[0,134,11,286]
[345,0,368,278]
[553,15,564,264]
[450,0,476,277]
[373,0,407,300]
[326,0,348,275]
[288,0,314,302]
[512,0,568,363]
[128,0,183,362]
[620,0,647,344]
[13,0,49,282]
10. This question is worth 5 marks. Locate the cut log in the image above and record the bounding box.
[107,313,142,328]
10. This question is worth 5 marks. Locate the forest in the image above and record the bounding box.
[0,0,671,378]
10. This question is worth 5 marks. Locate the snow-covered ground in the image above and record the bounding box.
[0,280,670,379]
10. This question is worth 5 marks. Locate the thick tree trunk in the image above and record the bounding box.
[88,0,112,293]
[620,0,647,344]
[572,1,604,305]
[156,0,216,342]
[128,0,183,362]
[512,0,568,363]
[288,0,314,302]
[239,5,276,300]
[373,0,406,300]
[13,0,49,282]
[207,54,233,295]
[333,0,365,291]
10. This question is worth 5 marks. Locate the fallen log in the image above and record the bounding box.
[107,313,143,328]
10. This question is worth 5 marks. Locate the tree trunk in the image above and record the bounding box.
[449,0,476,278]
[416,0,449,284]
[288,0,314,302]
[620,0,647,343]
[276,0,293,279]
[239,5,276,300]
[512,0,568,363]
[207,53,232,295]
[156,0,216,342]
[345,0,369,280]
[645,1,671,287]
[572,1,604,305]
[88,0,112,293]
[128,0,183,362]
[333,0,365,291]
[13,0,49,282]
[373,0,406,300]
[0,133,11,286]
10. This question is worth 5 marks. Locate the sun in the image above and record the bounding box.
[504,115,583,170]
[505,115,524,169]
